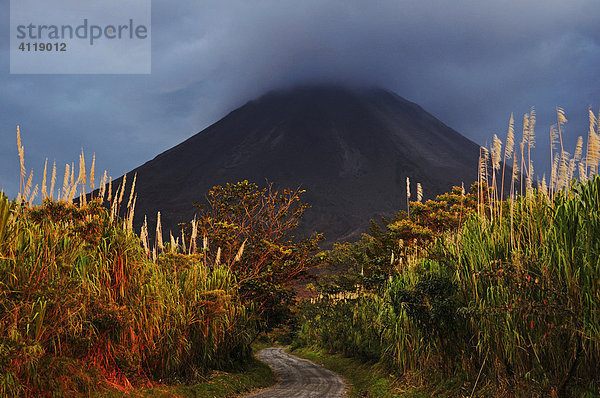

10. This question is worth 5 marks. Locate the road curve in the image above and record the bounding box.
[246,347,347,398]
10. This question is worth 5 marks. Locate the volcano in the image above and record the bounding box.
[117,85,481,243]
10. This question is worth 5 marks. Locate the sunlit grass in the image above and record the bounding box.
[296,107,600,396]
[0,128,257,396]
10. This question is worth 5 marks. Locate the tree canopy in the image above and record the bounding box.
[192,180,322,330]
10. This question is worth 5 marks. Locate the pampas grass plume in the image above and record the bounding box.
[49,160,56,199]
[118,173,127,206]
[574,136,583,162]
[504,113,515,160]
[128,173,137,210]
[90,153,96,190]
[492,134,502,171]
[156,211,164,251]
[234,239,247,262]
[41,158,48,198]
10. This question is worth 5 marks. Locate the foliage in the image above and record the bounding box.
[316,185,480,293]
[295,177,600,396]
[291,346,400,398]
[0,196,256,396]
[96,356,276,398]
[389,274,461,349]
[191,180,322,331]
[295,292,393,362]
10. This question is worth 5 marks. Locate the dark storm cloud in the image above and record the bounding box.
[2,0,599,196]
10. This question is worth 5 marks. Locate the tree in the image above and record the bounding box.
[319,184,481,292]
[191,181,322,331]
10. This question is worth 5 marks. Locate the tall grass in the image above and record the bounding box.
[0,128,257,396]
[296,107,600,395]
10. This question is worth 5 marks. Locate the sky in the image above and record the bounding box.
[1,0,600,197]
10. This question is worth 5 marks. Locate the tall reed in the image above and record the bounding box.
[297,106,600,395]
[0,127,258,396]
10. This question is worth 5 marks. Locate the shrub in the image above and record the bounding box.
[0,197,255,396]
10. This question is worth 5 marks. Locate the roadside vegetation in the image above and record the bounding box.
[95,356,275,398]
[3,106,600,397]
[0,127,309,396]
[293,108,600,396]
[291,346,399,398]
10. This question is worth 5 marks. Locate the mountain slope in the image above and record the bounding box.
[117,85,481,243]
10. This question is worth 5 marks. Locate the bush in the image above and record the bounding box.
[0,196,255,396]
[189,181,322,332]
[295,177,600,395]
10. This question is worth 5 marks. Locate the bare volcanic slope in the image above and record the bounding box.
[119,85,481,243]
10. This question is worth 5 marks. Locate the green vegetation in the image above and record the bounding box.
[189,181,322,333]
[0,128,309,396]
[292,346,487,397]
[295,179,600,395]
[294,109,600,396]
[295,180,600,395]
[96,356,275,397]
[5,105,600,397]
[291,346,397,398]
[0,194,259,396]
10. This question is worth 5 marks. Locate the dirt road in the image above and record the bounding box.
[246,347,347,398]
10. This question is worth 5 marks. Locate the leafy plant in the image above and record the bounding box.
[190,180,322,332]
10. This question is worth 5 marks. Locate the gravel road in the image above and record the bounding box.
[246,347,347,398]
